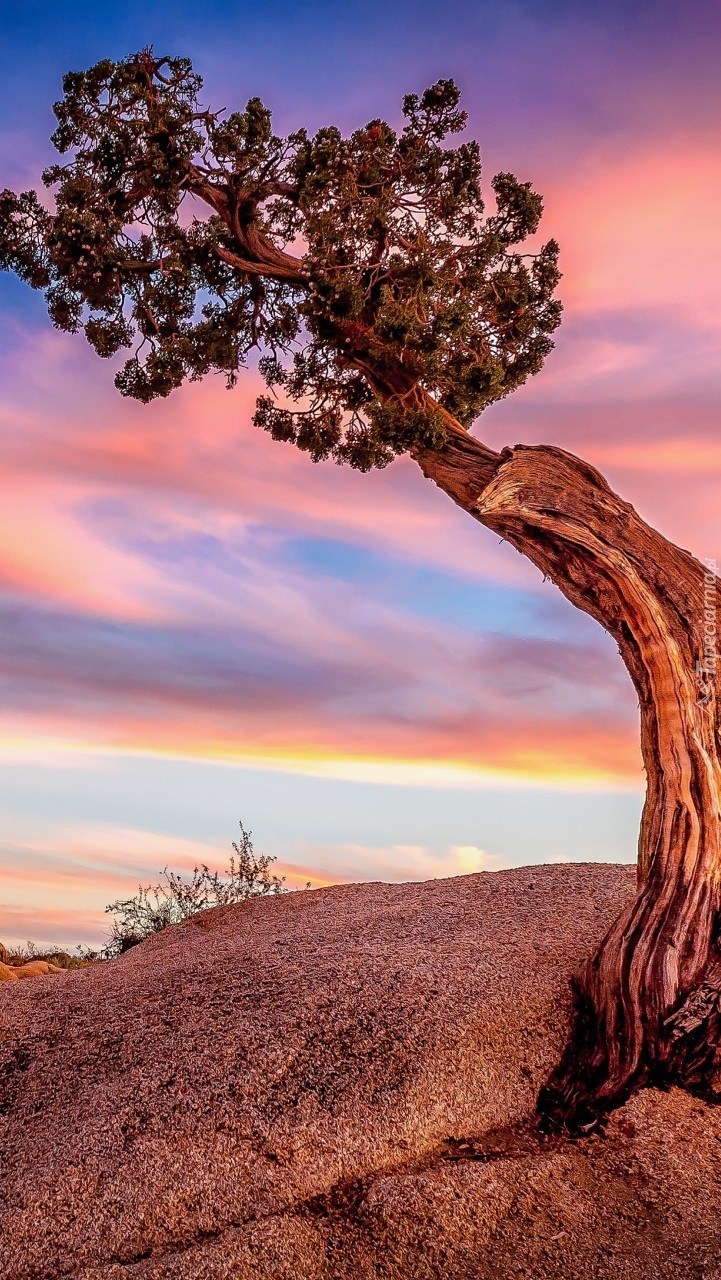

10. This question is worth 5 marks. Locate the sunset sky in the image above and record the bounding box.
[0,0,719,946]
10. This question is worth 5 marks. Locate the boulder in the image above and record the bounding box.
[1,863,719,1279]
[0,957,61,982]
[12,960,62,979]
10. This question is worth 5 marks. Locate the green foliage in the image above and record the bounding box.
[0,50,561,467]
[103,822,285,956]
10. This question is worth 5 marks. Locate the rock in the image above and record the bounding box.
[0,941,9,964]
[12,960,62,979]
[0,957,62,982]
[1,863,719,1278]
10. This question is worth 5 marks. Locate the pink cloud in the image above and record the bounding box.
[546,136,721,326]
[0,903,104,949]
[0,334,540,592]
[0,476,179,619]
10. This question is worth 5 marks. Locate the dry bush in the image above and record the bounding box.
[103,822,285,957]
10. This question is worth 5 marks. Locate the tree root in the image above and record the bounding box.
[537,959,721,1135]
[665,961,721,1098]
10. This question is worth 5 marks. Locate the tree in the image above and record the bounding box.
[0,50,718,1129]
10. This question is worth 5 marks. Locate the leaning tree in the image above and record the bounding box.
[1,51,719,1128]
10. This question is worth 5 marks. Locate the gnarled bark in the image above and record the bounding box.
[415,426,721,1126]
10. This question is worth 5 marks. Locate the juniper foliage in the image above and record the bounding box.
[0,50,561,469]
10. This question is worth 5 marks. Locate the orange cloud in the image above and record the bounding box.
[0,696,643,789]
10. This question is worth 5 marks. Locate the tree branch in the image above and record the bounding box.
[213,242,307,283]
[184,167,307,284]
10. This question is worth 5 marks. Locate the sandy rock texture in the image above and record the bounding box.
[0,958,61,982]
[1,863,720,1279]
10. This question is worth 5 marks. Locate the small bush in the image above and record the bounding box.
[103,822,285,957]
[2,942,98,969]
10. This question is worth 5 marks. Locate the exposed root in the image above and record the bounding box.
[665,960,721,1098]
[537,958,721,1135]
[535,984,625,1136]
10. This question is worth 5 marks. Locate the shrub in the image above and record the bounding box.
[103,822,285,957]
[2,941,98,969]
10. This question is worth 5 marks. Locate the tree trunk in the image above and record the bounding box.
[415,424,721,1127]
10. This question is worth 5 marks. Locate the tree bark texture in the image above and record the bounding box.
[415,424,721,1125]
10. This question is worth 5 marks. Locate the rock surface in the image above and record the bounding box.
[15,960,62,980]
[0,950,61,982]
[1,863,719,1279]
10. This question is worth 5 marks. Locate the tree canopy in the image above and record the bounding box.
[0,50,561,469]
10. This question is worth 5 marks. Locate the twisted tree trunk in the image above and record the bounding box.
[415,423,721,1127]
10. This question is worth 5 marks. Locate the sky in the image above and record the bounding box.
[0,0,719,947]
